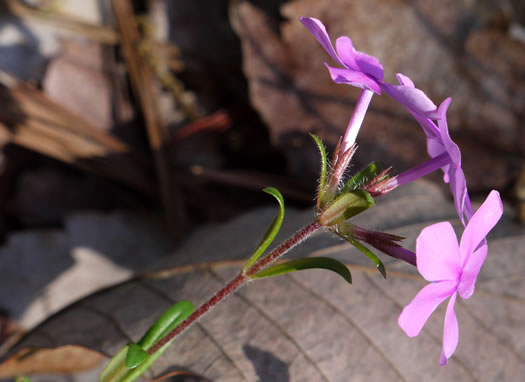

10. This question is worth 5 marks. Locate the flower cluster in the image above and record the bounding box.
[301,17,503,365]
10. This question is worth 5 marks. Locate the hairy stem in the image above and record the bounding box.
[147,220,321,355]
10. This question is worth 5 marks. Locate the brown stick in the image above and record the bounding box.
[6,0,120,44]
[0,82,155,195]
[112,0,186,235]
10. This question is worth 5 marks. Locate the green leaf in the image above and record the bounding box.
[252,257,352,284]
[15,377,31,382]
[99,345,130,382]
[341,162,382,193]
[243,187,285,271]
[138,300,195,350]
[100,301,195,382]
[309,133,328,196]
[319,190,374,226]
[125,344,149,369]
[347,238,386,278]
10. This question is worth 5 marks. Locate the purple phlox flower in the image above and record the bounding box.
[380,73,440,119]
[300,17,384,93]
[398,190,503,366]
[433,97,473,224]
[393,81,473,224]
[300,18,438,118]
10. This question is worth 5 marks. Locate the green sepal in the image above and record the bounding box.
[341,162,382,193]
[309,133,328,198]
[244,187,285,271]
[319,190,374,226]
[252,257,352,284]
[125,344,149,369]
[346,238,386,278]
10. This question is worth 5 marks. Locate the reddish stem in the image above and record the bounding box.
[147,220,321,355]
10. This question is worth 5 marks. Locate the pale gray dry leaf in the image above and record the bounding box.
[0,211,172,328]
[230,0,525,192]
[1,247,524,381]
[0,181,523,381]
[44,39,134,131]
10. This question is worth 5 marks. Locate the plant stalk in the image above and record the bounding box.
[147,220,321,355]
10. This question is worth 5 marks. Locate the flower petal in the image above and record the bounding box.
[464,193,474,222]
[335,36,384,80]
[300,17,345,67]
[459,190,503,265]
[355,51,384,80]
[335,36,358,70]
[324,64,382,93]
[437,98,461,166]
[416,222,461,282]
[439,350,448,366]
[427,137,446,162]
[458,243,487,299]
[448,165,472,225]
[396,73,414,87]
[380,83,437,117]
[440,291,459,366]
[398,280,457,337]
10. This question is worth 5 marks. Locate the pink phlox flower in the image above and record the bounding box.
[300,17,384,93]
[398,190,503,366]
[395,74,473,224]
[433,98,473,224]
[380,73,439,118]
[300,18,437,117]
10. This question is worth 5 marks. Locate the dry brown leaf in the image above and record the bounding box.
[230,0,525,192]
[0,345,104,377]
[44,39,134,131]
[6,0,119,44]
[0,81,155,196]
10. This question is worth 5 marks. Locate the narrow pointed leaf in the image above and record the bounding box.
[309,133,328,198]
[99,345,130,382]
[244,187,285,270]
[341,162,382,193]
[252,257,352,284]
[347,238,387,278]
[319,190,374,226]
[138,300,195,350]
[125,344,149,369]
[99,301,196,382]
[100,301,195,382]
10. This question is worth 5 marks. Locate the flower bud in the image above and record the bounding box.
[319,190,374,226]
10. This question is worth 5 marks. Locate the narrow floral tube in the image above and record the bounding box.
[341,89,374,152]
[389,152,451,188]
[338,222,417,266]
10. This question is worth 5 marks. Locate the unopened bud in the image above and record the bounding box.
[319,190,374,226]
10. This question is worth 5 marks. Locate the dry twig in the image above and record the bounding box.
[112,0,186,235]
